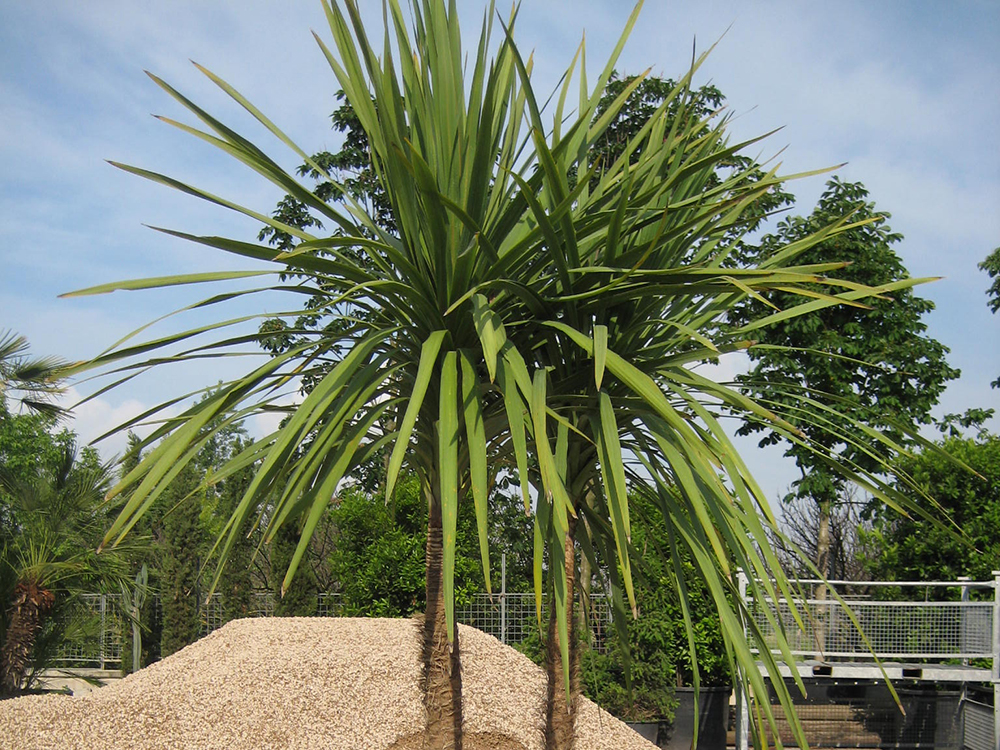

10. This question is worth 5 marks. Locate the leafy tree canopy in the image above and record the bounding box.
[868,430,1000,586]
[735,178,960,510]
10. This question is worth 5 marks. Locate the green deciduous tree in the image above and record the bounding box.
[734,178,959,584]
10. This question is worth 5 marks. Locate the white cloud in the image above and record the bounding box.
[58,386,171,462]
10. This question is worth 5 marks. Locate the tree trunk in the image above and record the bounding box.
[813,500,833,658]
[422,487,463,750]
[0,579,55,696]
[545,515,579,750]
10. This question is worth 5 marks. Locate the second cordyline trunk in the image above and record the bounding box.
[422,488,463,750]
[545,515,580,750]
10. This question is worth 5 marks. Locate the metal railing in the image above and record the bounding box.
[456,592,613,651]
[734,572,1000,750]
[742,576,998,662]
[53,593,125,670]
[51,588,616,669]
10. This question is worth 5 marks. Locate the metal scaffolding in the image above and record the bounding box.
[734,570,1000,750]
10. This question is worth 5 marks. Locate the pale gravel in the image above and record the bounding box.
[0,617,655,750]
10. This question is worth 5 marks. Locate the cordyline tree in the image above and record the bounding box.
[64,1,948,747]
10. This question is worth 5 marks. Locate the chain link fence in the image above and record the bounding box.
[54,589,616,668]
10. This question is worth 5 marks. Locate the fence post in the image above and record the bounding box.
[735,568,750,750]
[99,594,107,671]
[992,570,999,750]
[500,552,507,645]
[957,576,971,668]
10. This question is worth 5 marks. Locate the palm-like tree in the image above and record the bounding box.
[0,331,66,419]
[69,2,577,746]
[489,37,946,750]
[0,444,129,696]
[65,2,943,747]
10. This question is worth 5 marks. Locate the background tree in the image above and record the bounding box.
[212,436,257,622]
[0,442,128,696]
[771,489,875,582]
[116,431,164,671]
[158,462,203,657]
[0,331,66,420]
[868,429,1000,589]
[70,4,950,748]
[327,475,529,618]
[588,72,793,236]
[269,524,320,617]
[733,178,960,586]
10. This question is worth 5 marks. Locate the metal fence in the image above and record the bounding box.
[963,692,995,750]
[734,574,1000,750]
[456,592,613,651]
[744,578,997,661]
[53,593,125,670]
[52,589,615,669]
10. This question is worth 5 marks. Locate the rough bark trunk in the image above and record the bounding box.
[545,515,579,750]
[0,580,55,697]
[813,500,833,658]
[422,488,463,750]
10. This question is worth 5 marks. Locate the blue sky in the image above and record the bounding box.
[1,1,998,500]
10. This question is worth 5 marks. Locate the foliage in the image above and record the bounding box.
[213,436,256,622]
[117,431,162,671]
[0,331,66,420]
[0,414,77,534]
[158,462,203,656]
[981,247,1000,315]
[328,478,427,617]
[589,72,793,236]
[736,178,958,506]
[581,632,675,723]
[733,178,958,579]
[771,490,876,582]
[270,523,320,617]
[868,431,1000,588]
[0,439,129,694]
[328,475,529,617]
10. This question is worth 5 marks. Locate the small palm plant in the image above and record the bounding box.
[0,445,129,696]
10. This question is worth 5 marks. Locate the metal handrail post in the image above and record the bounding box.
[957,576,971,668]
[992,570,999,750]
[735,568,750,750]
[99,594,107,671]
[500,553,507,645]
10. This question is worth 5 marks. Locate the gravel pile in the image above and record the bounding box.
[0,618,655,750]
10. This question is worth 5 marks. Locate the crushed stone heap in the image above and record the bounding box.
[0,617,655,750]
